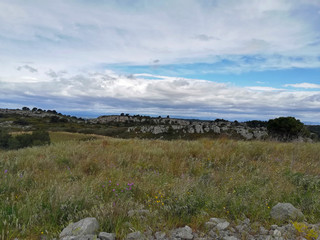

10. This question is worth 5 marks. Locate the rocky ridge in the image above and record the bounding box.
[91,115,268,140]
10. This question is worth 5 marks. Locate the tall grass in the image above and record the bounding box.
[0,134,320,239]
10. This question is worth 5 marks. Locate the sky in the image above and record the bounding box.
[0,0,320,123]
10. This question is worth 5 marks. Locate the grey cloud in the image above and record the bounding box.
[1,71,320,122]
[16,65,38,73]
[1,0,320,71]
[194,34,219,41]
[46,70,68,78]
[46,70,58,78]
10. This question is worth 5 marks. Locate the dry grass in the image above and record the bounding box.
[0,133,320,239]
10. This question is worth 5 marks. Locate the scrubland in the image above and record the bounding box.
[1,132,320,239]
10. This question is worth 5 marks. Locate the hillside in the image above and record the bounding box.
[1,108,318,141]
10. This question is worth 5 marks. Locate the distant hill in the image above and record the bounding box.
[0,108,318,141]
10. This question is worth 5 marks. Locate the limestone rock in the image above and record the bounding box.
[59,218,99,238]
[270,203,304,222]
[171,225,193,239]
[216,221,230,231]
[154,231,166,240]
[60,235,98,240]
[98,232,116,240]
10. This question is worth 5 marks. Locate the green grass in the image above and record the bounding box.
[0,133,320,239]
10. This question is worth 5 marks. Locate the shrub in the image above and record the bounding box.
[0,129,10,148]
[267,117,309,140]
[31,130,50,146]
[1,130,50,150]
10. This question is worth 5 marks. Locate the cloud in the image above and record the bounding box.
[0,0,319,72]
[194,34,219,41]
[284,83,320,89]
[1,70,320,122]
[17,65,38,73]
[246,86,284,91]
[45,69,67,78]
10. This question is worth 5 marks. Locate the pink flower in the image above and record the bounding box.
[113,189,115,191]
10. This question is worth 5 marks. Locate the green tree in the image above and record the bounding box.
[267,117,309,140]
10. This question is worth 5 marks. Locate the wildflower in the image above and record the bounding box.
[4,169,8,174]
[113,189,115,192]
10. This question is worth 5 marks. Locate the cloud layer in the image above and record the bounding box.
[1,0,320,71]
[1,71,319,122]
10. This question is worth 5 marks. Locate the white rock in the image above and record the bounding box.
[216,222,230,231]
[270,203,304,221]
[98,232,116,240]
[59,218,99,238]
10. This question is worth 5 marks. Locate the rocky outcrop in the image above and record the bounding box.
[127,120,268,140]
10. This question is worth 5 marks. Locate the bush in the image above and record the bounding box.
[245,120,268,128]
[0,130,50,150]
[13,119,29,126]
[31,130,50,146]
[267,117,309,140]
[0,129,10,148]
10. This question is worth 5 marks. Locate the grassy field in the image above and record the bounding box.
[0,132,320,239]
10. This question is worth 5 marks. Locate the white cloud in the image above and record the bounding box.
[1,70,320,122]
[0,0,319,71]
[246,86,284,91]
[284,83,320,89]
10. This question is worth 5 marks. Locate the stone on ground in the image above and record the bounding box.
[98,232,116,240]
[270,203,304,222]
[59,218,99,238]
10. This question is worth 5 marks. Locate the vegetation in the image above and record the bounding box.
[245,120,268,128]
[0,129,50,150]
[267,117,310,140]
[0,133,320,239]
